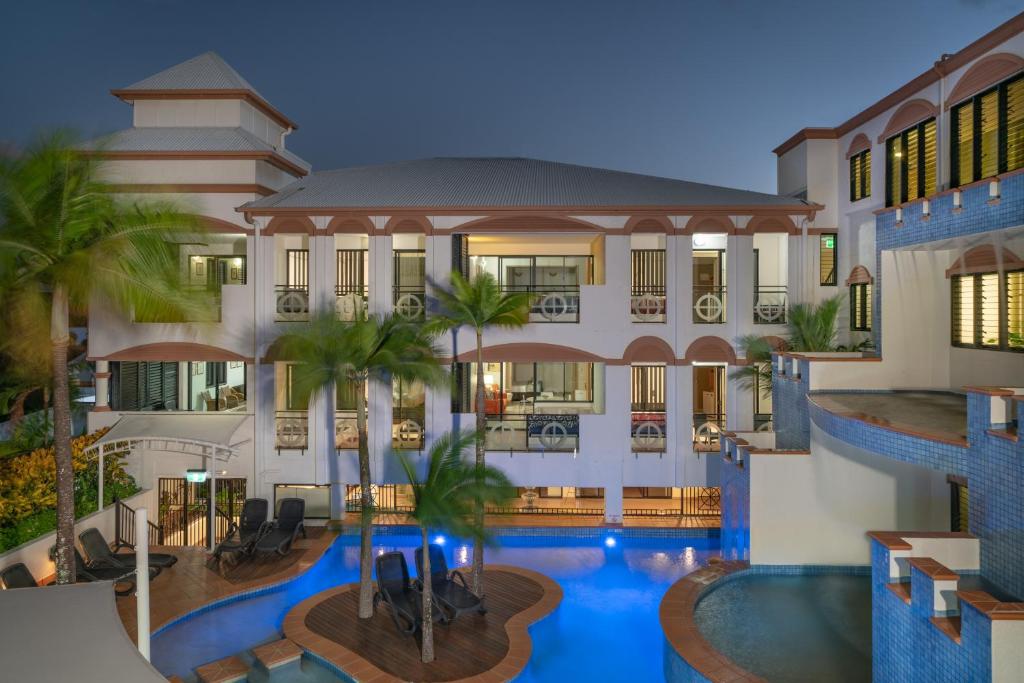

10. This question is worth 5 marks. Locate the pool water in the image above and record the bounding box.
[694,574,872,683]
[152,530,718,682]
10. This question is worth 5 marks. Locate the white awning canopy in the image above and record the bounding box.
[87,413,248,461]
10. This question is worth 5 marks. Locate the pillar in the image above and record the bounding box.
[94,360,110,411]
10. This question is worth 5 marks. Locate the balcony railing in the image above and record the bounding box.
[335,412,358,449]
[693,413,726,446]
[485,413,579,451]
[631,411,666,452]
[630,287,667,323]
[276,285,309,322]
[276,410,308,449]
[508,286,581,323]
[754,413,773,432]
[693,286,726,324]
[335,286,367,322]
[393,286,426,320]
[392,407,425,449]
[753,287,787,324]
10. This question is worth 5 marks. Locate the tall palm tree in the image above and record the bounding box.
[0,133,206,583]
[398,429,513,663]
[277,312,444,618]
[428,270,529,596]
[732,294,846,397]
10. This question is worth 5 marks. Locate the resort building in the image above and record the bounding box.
[82,51,833,529]
[710,12,1024,683]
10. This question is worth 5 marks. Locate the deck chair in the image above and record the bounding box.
[1,563,39,589]
[415,543,486,620]
[213,498,269,559]
[373,551,444,634]
[253,498,306,556]
[49,545,151,597]
[79,528,178,570]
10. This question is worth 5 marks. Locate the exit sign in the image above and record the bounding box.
[825,237,835,249]
[186,469,208,483]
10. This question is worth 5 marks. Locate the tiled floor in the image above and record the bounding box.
[115,527,336,641]
[811,390,968,444]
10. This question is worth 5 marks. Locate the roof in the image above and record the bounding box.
[90,413,248,458]
[243,157,809,211]
[83,126,311,174]
[773,10,1024,156]
[0,583,167,683]
[111,52,298,130]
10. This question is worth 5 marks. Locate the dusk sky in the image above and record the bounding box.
[2,0,1020,194]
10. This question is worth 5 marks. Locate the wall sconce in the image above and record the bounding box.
[922,199,930,218]
[953,190,962,210]
[895,207,903,224]
[990,179,1001,200]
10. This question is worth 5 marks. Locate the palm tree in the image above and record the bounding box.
[397,429,513,663]
[428,270,529,596]
[732,294,846,398]
[276,312,444,618]
[0,133,207,583]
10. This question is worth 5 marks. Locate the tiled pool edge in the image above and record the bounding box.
[660,562,870,682]
[360,524,721,538]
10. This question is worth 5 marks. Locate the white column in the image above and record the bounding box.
[94,360,110,411]
[135,507,150,661]
[675,364,695,484]
[727,372,754,432]
[369,234,394,316]
[728,234,755,333]
[604,482,624,524]
[676,235,694,339]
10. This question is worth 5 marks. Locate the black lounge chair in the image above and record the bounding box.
[213,498,269,559]
[253,498,306,556]
[373,551,444,634]
[79,527,178,570]
[1,563,39,589]
[415,543,486,620]
[49,545,153,597]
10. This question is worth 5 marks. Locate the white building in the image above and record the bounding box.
[86,51,839,526]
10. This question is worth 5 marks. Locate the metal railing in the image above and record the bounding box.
[753,287,787,324]
[114,497,164,549]
[392,408,425,449]
[506,286,581,323]
[485,413,579,452]
[621,487,721,517]
[335,285,367,321]
[631,411,667,452]
[393,286,426,320]
[754,413,774,432]
[275,285,310,322]
[693,286,727,324]
[335,412,358,449]
[345,502,605,516]
[630,287,667,323]
[693,413,726,446]
[276,410,308,449]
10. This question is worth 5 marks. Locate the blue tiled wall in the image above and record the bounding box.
[718,440,749,562]
[770,355,810,450]
[870,539,993,683]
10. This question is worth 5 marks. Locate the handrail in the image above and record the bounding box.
[113,497,164,549]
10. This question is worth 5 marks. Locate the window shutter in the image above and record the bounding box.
[1008,271,1024,350]
[451,234,469,279]
[1007,77,1024,172]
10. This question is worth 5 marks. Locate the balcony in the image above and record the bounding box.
[514,286,581,323]
[276,410,308,449]
[754,413,773,432]
[393,286,426,320]
[392,407,425,449]
[693,286,726,324]
[276,285,309,322]
[631,411,666,452]
[693,413,725,446]
[753,287,787,325]
[631,288,667,323]
[485,414,579,452]
[335,412,358,449]
[335,286,367,322]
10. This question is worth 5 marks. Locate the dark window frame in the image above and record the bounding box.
[951,269,1024,353]
[951,72,1023,187]
[819,233,837,287]
[885,118,936,206]
[849,283,872,331]
[849,149,871,202]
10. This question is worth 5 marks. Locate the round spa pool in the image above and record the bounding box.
[693,573,872,682]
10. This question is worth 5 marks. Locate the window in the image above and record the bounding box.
[850,283,872,331]
[110,361,178,411]
[886,118,936,206]
[952,270,1023,351]
[190,361,246,411]
[819,234,837,286]
[286,249,308,289]
[205,362,226,388]
[285,364,310,410]
[952,74,1024,187]
[849,149,871,201]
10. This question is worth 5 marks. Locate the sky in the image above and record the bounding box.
[1,0,1020,194]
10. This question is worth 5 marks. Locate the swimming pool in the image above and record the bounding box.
[694,573,872,682]
[152,529,718,681]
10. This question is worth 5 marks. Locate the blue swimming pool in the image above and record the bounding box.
[152,528,718,681]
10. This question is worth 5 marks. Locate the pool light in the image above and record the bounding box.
[433,535,446,546]
[604,537,617,548]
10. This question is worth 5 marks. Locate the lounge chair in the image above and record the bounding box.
[212,498,269,559]
[253,498,306,556]
[415,543,486,620]
[79,527,178,570]
[0,563,39,589]
[373,551,444,634]
[49,545,153,597]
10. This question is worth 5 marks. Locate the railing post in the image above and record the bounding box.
[135,507,151,661]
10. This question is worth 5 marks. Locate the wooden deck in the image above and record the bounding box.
[284,566,562,683]
[345,511,720,529]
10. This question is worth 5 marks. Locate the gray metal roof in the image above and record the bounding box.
[85,127,311,172]
[244,157,807,209]
[120,51,262,95]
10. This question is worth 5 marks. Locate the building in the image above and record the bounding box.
[716,12,1024,682]
[84,51,837,530]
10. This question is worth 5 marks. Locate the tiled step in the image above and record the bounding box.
[930,615,962,644]
[195,655,249,683]
[252,638,303,670]
[886,582,911,604]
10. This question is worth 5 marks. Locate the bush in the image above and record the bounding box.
[0,428,139,553]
